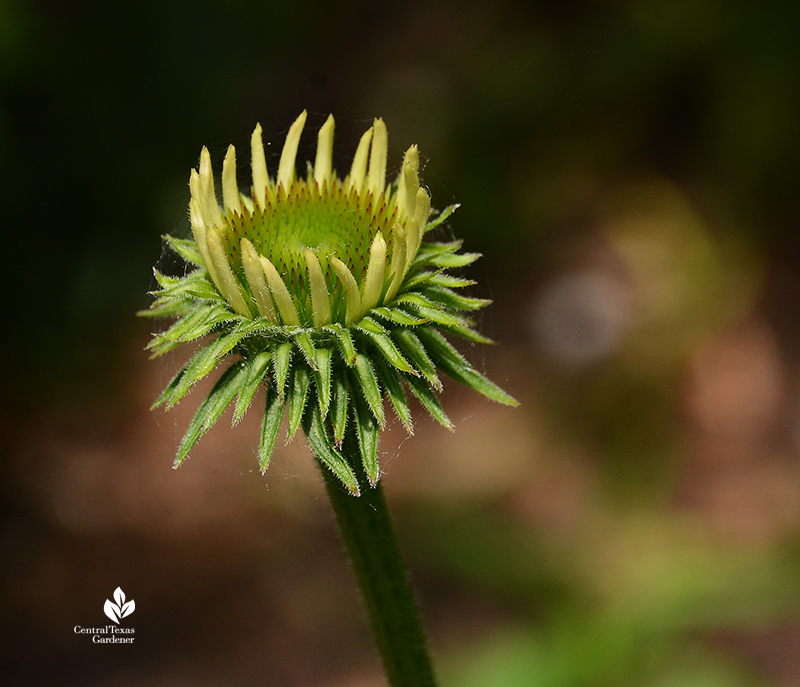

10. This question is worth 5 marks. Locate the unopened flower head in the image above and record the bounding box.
[143,111,517,495]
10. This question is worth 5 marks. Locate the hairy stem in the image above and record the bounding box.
[320,430,439,687]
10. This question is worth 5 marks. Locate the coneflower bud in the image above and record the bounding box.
[141,112,517,495]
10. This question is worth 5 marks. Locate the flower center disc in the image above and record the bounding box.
[223,178,398,296]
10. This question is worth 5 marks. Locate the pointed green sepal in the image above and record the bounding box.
[168,272,225,302]
[372,306,428,327]
[233,351,272,425]
[429,251,481,269]
[258,386,285,472]
[295,331,318,370]
[444,324,496,345]
[325,324,357,366]
[374,357,413,434]
[416,304,474,329]
[420,286,492,312]
[287,366,311,441]
[151,358,191,410]
[304,405,360,496]
[413,240,463,266]
[175,362,248,466]
[416,327,518,406]
[147,339,181,357]
[153,269,181,291]
[394,293,473,329]
[426,273,476,289]
[273,342,292,397]
[152,270,223,303]
[164,235,204,266]
[441,359,518,405]
[146,302,234,355]
[357,317,417,376]
[138,299,194,319]
[163,328,248,410]
[405,373,454,430]
[314,348,333,417]
[396,267,444,292]
[352,353,385,426]
[393,329,442,391]
[331,376,349,444]
[183,278,225,302]
[353,394,380,486]
[423,203,459,234]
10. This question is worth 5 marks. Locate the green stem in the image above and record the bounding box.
[320,429,439,687]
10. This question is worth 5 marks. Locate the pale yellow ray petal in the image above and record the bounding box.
[413,188,431,254]
[259,256,301,326]
[277,110,307,193]
[189,168,202,207]
[347,126,373,193]
[189,168,211,241]
[188,195,218,284]
[395,145,419,220]
[404,217,420,275]
[314,114,335,188]
[241,238,277,322]
[330,257,362,325]
[366,118,387,198]
[361,232,387,315]
[251,123,268,210]
[205,228,251,317]
[198,147,224,227]
[385,224,407,301]
[222,145,241,214]
[304,249,332,326]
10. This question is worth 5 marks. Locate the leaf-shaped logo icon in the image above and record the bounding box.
[104,588,135,624]
[104,598,121,623]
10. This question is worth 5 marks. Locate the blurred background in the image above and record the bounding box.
[2,0,800,684]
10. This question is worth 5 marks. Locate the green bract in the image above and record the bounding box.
[142,111,517,495]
